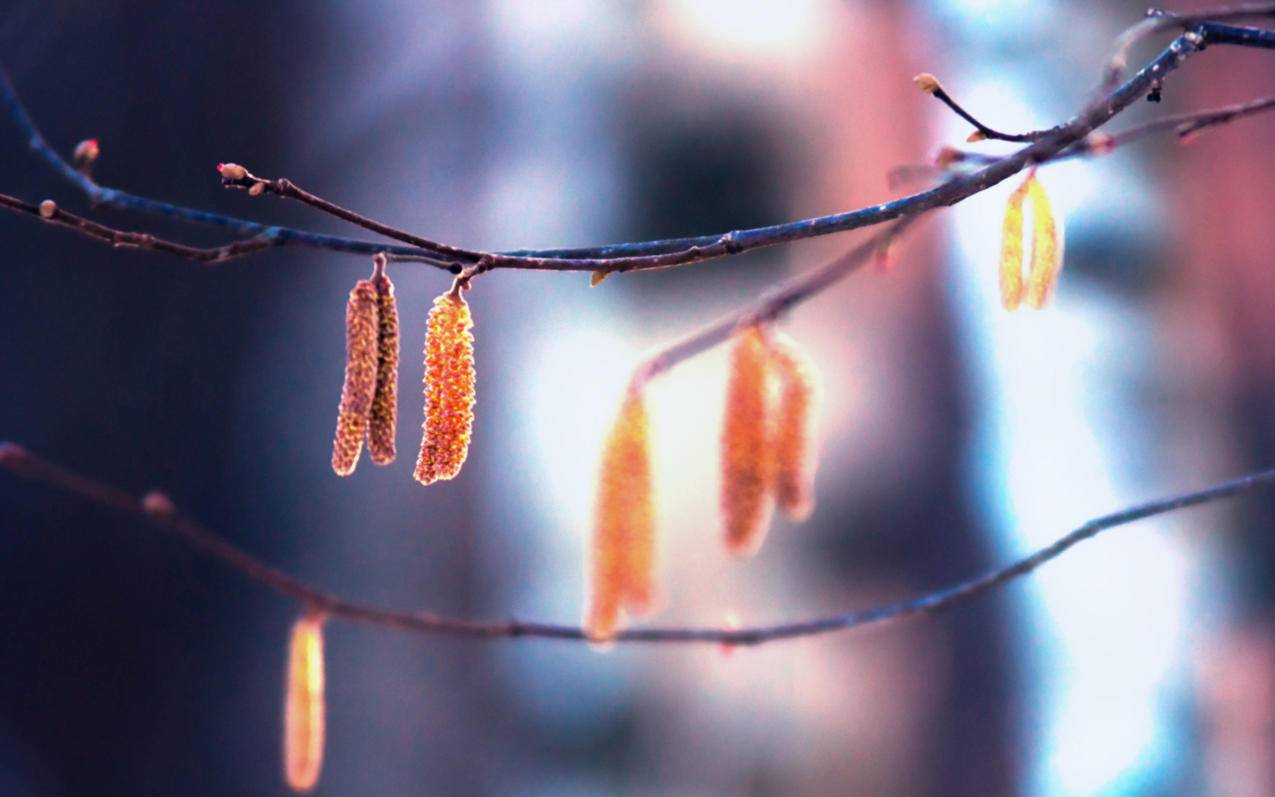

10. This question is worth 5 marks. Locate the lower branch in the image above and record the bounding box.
[3,440,1270,646]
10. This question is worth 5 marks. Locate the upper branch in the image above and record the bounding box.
[6,17,1272,276]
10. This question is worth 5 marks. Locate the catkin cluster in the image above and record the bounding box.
[999,172,1064,310]
[284,614,326,793]
[720,326,820,556]
[331,264,400,476]
[584,324,821,642]
[414,287,476,485]
[585,387,655,643]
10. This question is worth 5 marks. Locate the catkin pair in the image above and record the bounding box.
[585,385,656,644]
[414,281,476,485]
[999,172,1064,310]
[720,325,820,557]
[331,258,400,475]
[284,614,326,793]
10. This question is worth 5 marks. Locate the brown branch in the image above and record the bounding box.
[1103,3,1275,89]
[636,220,914,385]
[0,194,281,263]
[3,440,1272,646]
[7,17,1261,281]
[890,92,1275,188]
[913,74,1052,143]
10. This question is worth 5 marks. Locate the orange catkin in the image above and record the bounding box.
[585,386,655,643]
[769,332,820,522]
[284,614,326,793]
[998,174,1033,311]
[331,280,380,476]
[367,271,400,465]
[414,286,476,485]
[1025,177,1064,309]
[720,325,776,557]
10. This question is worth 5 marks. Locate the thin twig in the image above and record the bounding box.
[914,74,1052,143]
[0,193,282,263]
[1103,5,1275,89]
[2,440,1271,646]
[637,219,914,385]
[0,71,459,270]
[890,93,1275,188]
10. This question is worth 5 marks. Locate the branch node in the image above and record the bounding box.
[0,442,28,469]
[141,491,177,523]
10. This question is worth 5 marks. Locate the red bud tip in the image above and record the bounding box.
[141,491,177,521]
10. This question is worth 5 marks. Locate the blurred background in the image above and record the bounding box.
[2,1,1274,794]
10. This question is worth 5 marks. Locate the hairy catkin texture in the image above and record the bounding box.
[1025,177,1064,309]
[998,176,1032,311]
[367,274,400,465]
[331,280,380,476]
[284,615,326,793]
[769,333,819,522]
[414,290,475,485]
[585,388,655,644]
[721,326,776,557]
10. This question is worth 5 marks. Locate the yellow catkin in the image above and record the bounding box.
[331,280,380,476]
[414,287,476,485]
[284,614,326,793]
[999,175,1033,311]
[768,333,819,522]
[721,325,776,557]
[367,273,400,465]
[1025,177,1064,309]
[585,387,655,644]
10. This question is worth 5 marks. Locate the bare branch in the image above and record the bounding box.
[6,18,1273,279]
[0,193,283,263]
[3,441,1271,646]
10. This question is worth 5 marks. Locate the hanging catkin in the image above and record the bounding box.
[1024,177,1064,309]
[331,280,380,476]
[414,284,476,485]
[998,174,1033,311]
[586,386,655,643]
[720,325,776,557]
[368,267,400,465]
[284,614,326,793]
[769,332,819,522]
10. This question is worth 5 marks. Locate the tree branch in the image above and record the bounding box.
[2,440,1270,646]
[5,18,1273,279]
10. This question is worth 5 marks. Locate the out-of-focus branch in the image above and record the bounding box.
[1103,5,1275,89]
[636,220,914,385]
[3,440,1271,646]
